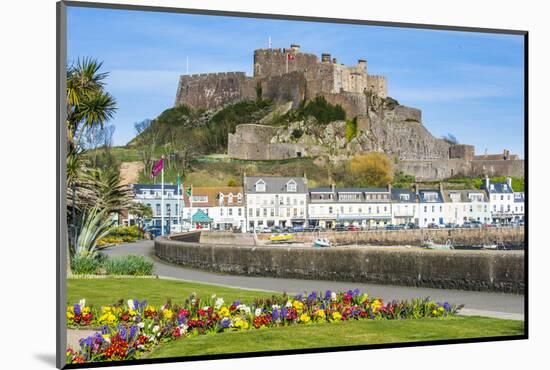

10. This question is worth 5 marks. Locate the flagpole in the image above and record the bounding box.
[286,52,288,74]
[161,156,165,235]
[177,174,181,232]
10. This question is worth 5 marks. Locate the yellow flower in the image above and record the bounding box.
[234,318,249,330]
[331,312,342,321]
[360,294,369,303]
[371,299,383,313]
[81,306,90,314]
[432,309,438,316]
[219,307,230,317]
[300,313,311,323]
[128,308,137,316]
[438,306,444,312]
[315,309,326,319]
[162,309,174,320]
[99,313,117,324]
[145,305,156,313]
[292,300,304,312]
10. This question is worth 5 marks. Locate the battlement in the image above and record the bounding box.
[366,75,387,98]
[182,71,247,79]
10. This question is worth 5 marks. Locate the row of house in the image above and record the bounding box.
[128,176,524,232]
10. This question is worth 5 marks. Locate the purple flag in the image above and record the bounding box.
[150,158,164,178]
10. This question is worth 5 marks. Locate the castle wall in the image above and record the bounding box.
[333,64,368,94]
[397,159,472,181]
[449,144,475,160]
[320,92,368,118]
[257,71,307,107]
[253,48,321,81]
[367,75,388,98]
[175,72,250,110]
[470,159,524,178]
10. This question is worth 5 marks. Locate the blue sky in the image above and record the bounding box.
[67,6,525,157]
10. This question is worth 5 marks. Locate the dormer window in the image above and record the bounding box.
[450,193,461,202]
[228,194,233,204]
[399,194,410,201]
[424,192,438,202]
[490,184,495,191]
[503,184,508,191]
[469,193,483,202]
[237,193,243,203]
[286,180,297,192]
[255,180,266,192]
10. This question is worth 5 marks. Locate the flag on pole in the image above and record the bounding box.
[177,175,181,194]
[150,158,164,178]
[287,53,296,61]
[186,186,192,197]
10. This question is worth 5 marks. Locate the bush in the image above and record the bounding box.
[227,178,237,186]
[291,128,304,140]
[71,254,106,275]
[103,255,154,276]
[295,96,346,125]
[345,118,357,142]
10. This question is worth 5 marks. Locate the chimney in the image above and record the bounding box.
[321,53,331,63]
[503,149,510,160]
[290,44,300,53]
[387,183,392,193]
[331,183,335,193]
[413,183,419,194]
[506,177,512,189]
[332,57,337,64]
[484,176,490,190]
[439,182,444,193]
[358,59,366,69]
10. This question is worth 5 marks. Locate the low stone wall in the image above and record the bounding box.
[155,234,524,293]
[257,227,525,248]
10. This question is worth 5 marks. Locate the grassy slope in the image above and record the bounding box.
[67,277,281,306]
[148,316,523,358]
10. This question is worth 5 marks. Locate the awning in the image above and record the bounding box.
[191,210,213,223]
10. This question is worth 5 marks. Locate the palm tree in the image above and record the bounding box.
[66,58,117,155]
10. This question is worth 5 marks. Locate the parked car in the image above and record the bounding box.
[347,224,360,231]
[313,226,326,232]
[396,223,408,230]
[385,224,397,231]
[335,224,347,232]
[445,223,459,229]
[407,223,419,229]
[470,221,483,228]
[271,226,284,233]
[260,227,272,233]
[427,223,439,229]
[291,226,305,233]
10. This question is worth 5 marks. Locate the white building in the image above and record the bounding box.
[481,177,519,224]
[243,175,308,230]
[417,187,446,227]
[308,186,392,229]
[182,187,246,231]
[441,189,491,225]
[391,188,419,225]
[130,184,182,231]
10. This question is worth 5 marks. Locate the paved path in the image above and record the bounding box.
[103,241,524,320]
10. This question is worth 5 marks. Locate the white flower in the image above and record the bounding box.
[211,294,217,300]
[137,322,145,328]
[272,304,280,310]
[255,308,262,317]
[191,299,196,305]
[331,292,337,301]
[203,306,210,311]
[79,299,86,308]
[127,299,135,310]
[215,297,224,310]
[152,325,159,333]
[285,301,292,308]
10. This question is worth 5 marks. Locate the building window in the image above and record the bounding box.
[249,208,253,217]
[228,194,233,204]
[286,180,297,192]
[424,206,427,212]
[238,208,242,216]
[256,208,260,217]
[191,195,208,203]
[263,208,267,217]
[220,208,224,216]
[501,195,504,201]
[229,208,233,216]
[329,206,333,214]
[399,194,410,201]
[237,194,242,203]
[255,180,266,192]
[431,206,435,212]
[270,208,274,217]
[156,204,161,216]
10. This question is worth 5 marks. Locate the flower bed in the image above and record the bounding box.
[66,290,463,364]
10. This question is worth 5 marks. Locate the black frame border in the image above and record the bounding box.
[56,1,529,369]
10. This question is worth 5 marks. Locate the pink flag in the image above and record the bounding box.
[150,158,164,178]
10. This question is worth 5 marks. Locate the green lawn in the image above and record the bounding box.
[148,316,523,358]
[67,277,281,307]
[68,277,523,359]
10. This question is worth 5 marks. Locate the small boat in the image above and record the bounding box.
[269,233,294,243]
[314,237,332,248]
[482,241,507,250]
[421,238,453,250]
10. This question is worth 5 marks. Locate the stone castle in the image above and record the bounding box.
[174,44,523,181]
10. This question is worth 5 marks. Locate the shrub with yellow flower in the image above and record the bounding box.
[299,313,311,323]
[331,312,342,321]
[233,317,250,330]
[292,300,304,313]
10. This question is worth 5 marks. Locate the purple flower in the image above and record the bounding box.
[129,325,138,340]
[101,325,109,335]
[352,288,361,296]
[73,303,81,316]
[443,302,452,311]
[307,292,317,302]
[233,300,240,306]
[139,300,147,313]
[178,315,187,326]
[325,290,332,301]
[133,299,139,310]
[272,307,279,321]
[294,294,303,301]
[281,307,288,319]
[220,317,231,328]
